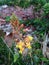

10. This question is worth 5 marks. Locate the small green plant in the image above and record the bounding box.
[43,3,49,14]
[5,16,10,22]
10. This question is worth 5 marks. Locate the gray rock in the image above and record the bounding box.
[2,5,8,9]
[0,23,12,36]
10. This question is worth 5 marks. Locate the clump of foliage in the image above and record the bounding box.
[0,0,47,8]
[43,3,49,14]
[0,0,49,65]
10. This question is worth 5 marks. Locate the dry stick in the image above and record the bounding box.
[34,34,49,65]
[1,37,14,65]
[43,34,48,57]
[34,35,44,65]
[34,34,47,57]
[1,37,14,56]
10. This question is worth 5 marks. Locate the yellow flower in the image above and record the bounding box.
[16,40,25,54]
[24,37,30,43]
[16,45,19,48]
[26,42,30,45]
[19,48,24,54]
[16,43,22,49]
[19,50,22,54]
[25,35,33,43]
[20,47,24,51]
[27,35,33,41]
[18,40,25,46]
[18,45,22,49]
[28,46,31,49]
[25,42,31,49]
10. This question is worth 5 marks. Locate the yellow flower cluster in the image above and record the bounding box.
[16,35,33,54]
